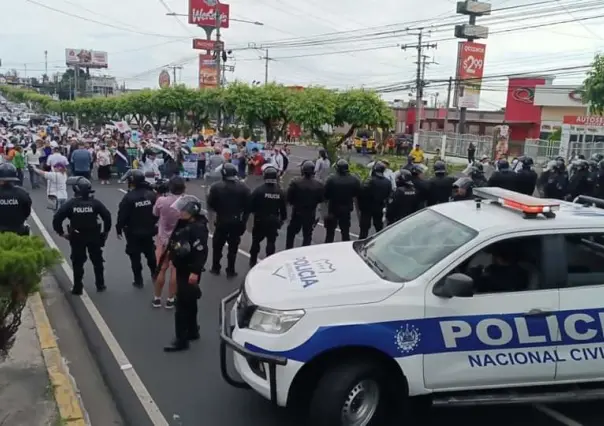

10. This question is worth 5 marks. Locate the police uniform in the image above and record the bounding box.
[116,170,158,288]
[358,162,392,240]
[451,177,475,201]
[0,163,32,235]
[427,161,456,206]
[515,157,538,196]
[567,160,591,200]
[540,159,568,200]
[52,177,112,295]
[249,167,287,267]
[164,195,208,352]
[285,161,325,249]
[207,163,251,277]
[487,159,517,191]
[386,169,421,224]
[323,160,361,243]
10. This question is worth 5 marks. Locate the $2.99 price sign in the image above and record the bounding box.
[458,41,487,81]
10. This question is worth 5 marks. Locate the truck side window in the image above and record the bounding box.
[564,233,604,287]
[457,236,543,294]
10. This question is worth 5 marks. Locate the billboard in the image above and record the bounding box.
[198,54,218,89]
[158,70,171,88]
[456,41,486,109]
[192,38,223,50]
[188,0,230,28]
[65,49,108,68]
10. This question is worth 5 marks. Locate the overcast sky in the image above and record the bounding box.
[1,0,602,110]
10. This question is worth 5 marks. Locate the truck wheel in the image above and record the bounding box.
[308,360,397,426]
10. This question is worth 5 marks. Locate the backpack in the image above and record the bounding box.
[282,153,289,172]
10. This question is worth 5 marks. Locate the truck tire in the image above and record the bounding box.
[308,359,397,426]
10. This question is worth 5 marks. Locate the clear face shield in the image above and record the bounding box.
[170,194,202,217]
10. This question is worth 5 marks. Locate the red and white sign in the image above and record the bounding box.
[563,115,604,127]
[188,0,230,28]
[457,41,487,109]
[192,39,223,50]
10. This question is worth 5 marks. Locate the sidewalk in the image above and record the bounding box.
[0,291,88,426]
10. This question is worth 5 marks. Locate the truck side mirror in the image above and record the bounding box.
[433,273,474,298]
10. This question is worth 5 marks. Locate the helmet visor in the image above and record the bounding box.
[170,194,202,212]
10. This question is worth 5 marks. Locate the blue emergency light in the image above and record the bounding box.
[473,187,560,218]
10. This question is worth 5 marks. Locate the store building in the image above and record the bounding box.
[534,84,588,139]
[86,76,119,97]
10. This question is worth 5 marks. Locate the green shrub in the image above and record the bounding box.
[0,234,61,359]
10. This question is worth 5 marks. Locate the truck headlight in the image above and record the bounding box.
[248,307,305,334]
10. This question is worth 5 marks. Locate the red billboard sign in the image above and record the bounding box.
[188,0,230,28]
[563,115,604,126]
[192,39,223,50]
[199,54,218,89]
[458,42,486,81]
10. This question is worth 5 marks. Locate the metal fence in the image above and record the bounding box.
[570,141,604,160]
[418,130,492,159]
[522,139,560,165]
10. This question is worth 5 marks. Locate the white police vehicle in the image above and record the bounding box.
[219,187,604,426]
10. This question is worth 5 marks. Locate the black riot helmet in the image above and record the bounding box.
[68,176,94,198]
[453,176,475,190]
[335,159,349,175]
[263,166,279,184]
[372,161,386,177]
[128,169,146,187]
[396,169,413,186]
[554,158,566,171]
[591,153,603,163]
[410,163,424,176]
[496,159,509,171]
[221,163,238,181]
[0,163,19,182]
[433,160,447,175]
[521,157,534,169]
[469,166,484,180]
[301,160,315,177]
[170,194,202,218]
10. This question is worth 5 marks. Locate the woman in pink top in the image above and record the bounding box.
[152,178,186,308]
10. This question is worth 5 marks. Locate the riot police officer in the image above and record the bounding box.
[515,156,538,196]
[386,169,420,224]
[451,177,475,201]
[52,177,111,295]
[427,160,455,206]
[323,159,361,243]
[469,164,488,187]
[410,164,430,207]
[207,163,251,278]
[487,159,517,191]
[540,158,568,200]
[163,195,208,352]
[285,160,325,249]
[0,163,32,235]
[567,159,591,200]
[116,169,158,288]
[249,166,287,267]
[358,161,392,239]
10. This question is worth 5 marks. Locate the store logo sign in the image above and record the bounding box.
[512,87,534,104]
[569,90,583,102]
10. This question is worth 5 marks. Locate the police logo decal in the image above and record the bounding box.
[272,257,336,288]
[394,324,421,355]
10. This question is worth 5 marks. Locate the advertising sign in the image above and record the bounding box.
[198,54,218,89]
[457,41,486,109]
[563,115,604,126]
[65,49,108,68]
[192,38,223,50]
[158,70,171,88]
[188,0,230,28]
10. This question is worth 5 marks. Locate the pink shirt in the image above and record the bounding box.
[153,194,181,247]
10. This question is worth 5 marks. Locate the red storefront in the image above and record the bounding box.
[503,75,548,141]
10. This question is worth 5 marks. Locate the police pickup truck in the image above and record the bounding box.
[220,187,604,426]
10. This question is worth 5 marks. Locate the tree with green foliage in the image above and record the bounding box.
[0,234,61,359]
[582,54,604,114]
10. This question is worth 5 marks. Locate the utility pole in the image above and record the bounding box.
[402,29,437,146]
[260,49,273,84]
[215,6,223,132]
[44,51,48,81]
[441,76,453,161]
[169,65,183,86]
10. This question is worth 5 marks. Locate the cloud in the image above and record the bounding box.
[1,0,603,110]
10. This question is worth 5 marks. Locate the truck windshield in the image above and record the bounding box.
[356,209,477,282]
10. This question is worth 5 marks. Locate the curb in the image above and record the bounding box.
[29,292,88,426]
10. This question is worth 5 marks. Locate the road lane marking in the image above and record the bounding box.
[533,404,584,426]
[30,209,170,426]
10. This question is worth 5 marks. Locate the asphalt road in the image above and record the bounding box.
[26,143,603,426]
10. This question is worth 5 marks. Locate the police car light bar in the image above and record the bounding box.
[473,187,560,217]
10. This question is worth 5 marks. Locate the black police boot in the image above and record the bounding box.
[225,269,238,279]
[188,325,201,341]
[132,274,144,289]
[209,265,221,275]
[71,285,83,296]
[163,339,190,353]
[96,283,107,292]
